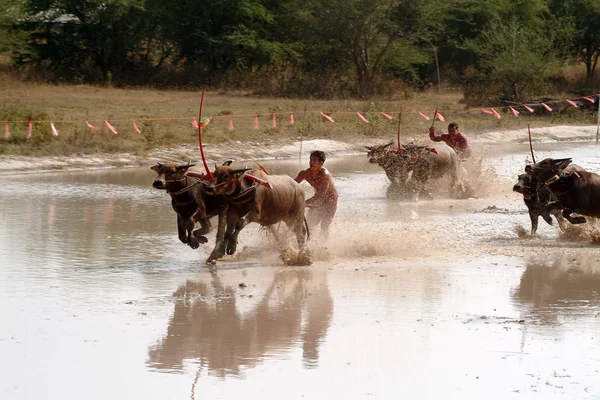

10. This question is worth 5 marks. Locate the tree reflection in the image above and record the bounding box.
[147,268,333,377]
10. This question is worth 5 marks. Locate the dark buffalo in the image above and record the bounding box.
[525,158,600,224]
[513,173,565,234]
[151,161,228,264]
[210,165,311,264]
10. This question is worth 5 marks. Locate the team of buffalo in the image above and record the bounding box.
[151,140,600,265]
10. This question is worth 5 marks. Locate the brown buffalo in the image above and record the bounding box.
[525,158,600,224]
[151,161,228,264]
[209,165,311,264]
[365,141,459,201]
[513,173,565,234]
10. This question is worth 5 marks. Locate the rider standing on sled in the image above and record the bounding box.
[295,150,338,240]
[429,122,472,159]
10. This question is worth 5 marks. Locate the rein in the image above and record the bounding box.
[167,176,203,196]
[229,183,259,204]
[544,175,560,186]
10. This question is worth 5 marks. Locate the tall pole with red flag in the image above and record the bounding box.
[198,91,213,179]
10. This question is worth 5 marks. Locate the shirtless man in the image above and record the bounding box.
[294,150,338,240]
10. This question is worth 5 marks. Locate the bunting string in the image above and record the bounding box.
[1,93,598,139]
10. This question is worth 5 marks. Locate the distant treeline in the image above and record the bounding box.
[2,0,600,103]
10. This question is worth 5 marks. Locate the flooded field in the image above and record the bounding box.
[1,140,600,400]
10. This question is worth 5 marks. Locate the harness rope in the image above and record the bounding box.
[166,176,204,196]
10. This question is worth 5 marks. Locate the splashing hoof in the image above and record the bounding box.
[280,248,313,266]
[193,230,209,244]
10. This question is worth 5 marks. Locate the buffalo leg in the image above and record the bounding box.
[186,218,200,249]
[289,216,312,266]
[177,215,200,249]
[177,215,188,244]
[226,216,248,255]
[192,218,211,244]
[528,210,540,235]
[562,209,587,224]
[207,209,228,264]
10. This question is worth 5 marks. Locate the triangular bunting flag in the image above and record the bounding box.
[105,120,118,134]
[356,112,369,123]
[50,122,59,136]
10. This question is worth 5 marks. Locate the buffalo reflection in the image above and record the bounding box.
[513,256,600,322]
[147,268,333,377]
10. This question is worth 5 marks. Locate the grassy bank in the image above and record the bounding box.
[0,76,597,157]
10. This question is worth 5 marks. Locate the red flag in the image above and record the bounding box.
[192,117,199,128]
[50,122,59,136]
[290,112,294,124]
[228,116,234,131]
[435,111,445,122]
[254,114,259,129]
[86,121,99,130]
[509,107,520,116]
[133,120,141,134]
[524,104,535,113]
[491,108,501,119]
[418,112,430,121]
[26,122,32,140]
[381,112,393,120]
[4,122,9,138]
[272,113,276,128]
[356,112,369,123]
[584,96,595,103]
[105,120,118,134]
[541,102,552,112]
[320,112,335,123]
[481,108,494,115]
[567,100,578,107]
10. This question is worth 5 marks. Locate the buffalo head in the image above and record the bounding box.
[365,141,395,164]
[151,161,196,189]
[513,173,537,200]
[525,158,572,182]
[211,165,252,195]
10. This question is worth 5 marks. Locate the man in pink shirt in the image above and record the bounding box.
[429,122,472,159]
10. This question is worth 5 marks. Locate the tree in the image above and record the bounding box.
[448,0,564,103]
[0,0,32,55]
[18,0,169,83]
[549,0,600,82]
[295,0,439,98]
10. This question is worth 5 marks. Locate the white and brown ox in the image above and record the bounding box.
[525,157,600,225]
[210,165,311,264]
[151,161,228,264]
[365,141,459,201]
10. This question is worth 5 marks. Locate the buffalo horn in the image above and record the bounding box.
[552,157,572,164]
[222,160,234,166]
[231,168,252,175]
[177,163,196,170]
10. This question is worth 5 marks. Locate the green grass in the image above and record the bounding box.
[0,75,597,157]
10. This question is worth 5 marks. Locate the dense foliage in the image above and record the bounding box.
[3,0,600,102]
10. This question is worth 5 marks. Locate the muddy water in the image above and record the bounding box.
[1,142,600,400]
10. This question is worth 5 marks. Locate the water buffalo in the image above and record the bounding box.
[209,165,311,264]
[512,173,565,234]
[365,141,459,201]
[525,158,600,224]
[151,161,228,264]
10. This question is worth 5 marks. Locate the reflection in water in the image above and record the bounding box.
[148,268,333,377]
[513,255,600,322]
